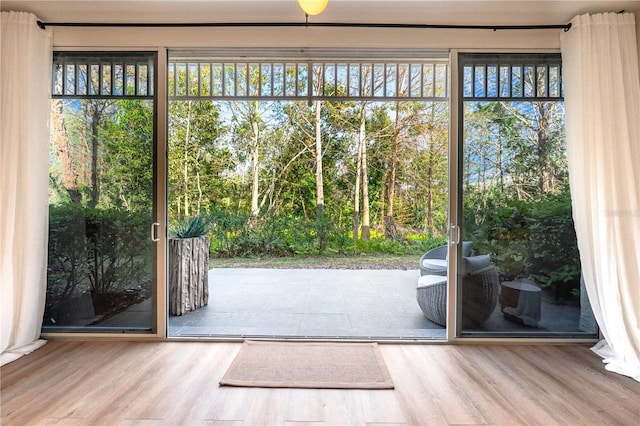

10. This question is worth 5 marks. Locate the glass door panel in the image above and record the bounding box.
[43,52,157,333]
[457,53,597,338]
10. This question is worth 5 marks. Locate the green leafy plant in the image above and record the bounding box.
[171,215,209,238]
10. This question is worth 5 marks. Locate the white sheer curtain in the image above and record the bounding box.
[561,12,640,382]
[0,11,53,366]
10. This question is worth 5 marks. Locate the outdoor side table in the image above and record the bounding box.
[500,279,542,327]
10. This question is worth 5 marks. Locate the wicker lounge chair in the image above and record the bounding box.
[416,264,500,327]
[419,241,474,276]
[416,275,447,325]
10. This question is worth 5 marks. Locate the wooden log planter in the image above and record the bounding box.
[168,236,210,316]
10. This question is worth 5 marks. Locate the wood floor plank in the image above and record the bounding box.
[517,345,639,425]
[443,346,532,425]
[452,346,557,425]
[321,389,368,425]
[207,387,257,422]
[2,340,639,426]
[360,389,406,424]
[379,345,452,426]
[284,389,325,423]
[397,345,486,425]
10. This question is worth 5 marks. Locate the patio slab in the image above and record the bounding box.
[169,268,446,339]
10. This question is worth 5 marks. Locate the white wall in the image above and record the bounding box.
[50,26,561,50]
[49,8,640,55]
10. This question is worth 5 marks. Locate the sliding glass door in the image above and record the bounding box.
[165,50,450,339]
[456,53,597,338]
[43,52,158,333]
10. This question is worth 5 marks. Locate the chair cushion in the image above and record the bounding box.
[461,254,492,275]
[421,258,447,271]
[417,274,447,289]
[461,241,474,257]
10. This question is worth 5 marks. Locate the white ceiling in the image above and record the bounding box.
[1,1,638,26]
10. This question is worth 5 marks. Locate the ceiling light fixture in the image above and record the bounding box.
[297,0,329,16]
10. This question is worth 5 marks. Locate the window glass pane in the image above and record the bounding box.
[336,63,347,96]
[285,63,297,97]
[65,64,75,95]
[462,65,472,98]
[487,65,498,98]
[236,63,247,97]
[512,66,523,97]
[459,53,595,339]
[385,64,397,97]
[46,52,156,334]
[297,64,308,97]
[200,64,211,97]
[324,63,335,96]
[410,64,421,97]
[224,64,235,97]
[372,64,384,97]
[361,64,373,97]
[212,64,223,96]
[524,65,535,97]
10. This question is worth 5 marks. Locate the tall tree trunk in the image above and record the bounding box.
[425,104,437,232]
[52,99,82,204]
[89,104,101,208]
[353,118,362,242]
[196,152,202,216]
[250,106,260,217]
[314,100,327,251]
[536,103,550,193]
[315,101,325,217]
[426,144,435,232]
[183,101,192,218]
[359,105,371,241]
[385,103,401,239]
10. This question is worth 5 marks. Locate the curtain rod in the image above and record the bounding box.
[36,20,572,32]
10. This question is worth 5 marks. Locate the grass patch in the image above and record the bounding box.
[210,253,421,270]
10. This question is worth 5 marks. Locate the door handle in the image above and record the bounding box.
[151,222,160,242]
[449,224,460,245]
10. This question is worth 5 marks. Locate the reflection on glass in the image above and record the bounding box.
[461,99,597,337]
[44,97,154,332]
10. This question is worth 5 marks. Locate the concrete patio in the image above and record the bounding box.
[168,268,446,339]
[167,267,592,339]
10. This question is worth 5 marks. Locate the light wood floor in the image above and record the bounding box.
[1,341,639,425]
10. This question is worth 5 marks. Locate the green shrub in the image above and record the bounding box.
[84,207,151,295]
[47,204,151,303]
[202,207,443,258]
[47,204,89,302]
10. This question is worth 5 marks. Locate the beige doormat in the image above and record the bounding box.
[219,341,394,389]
